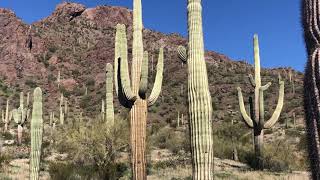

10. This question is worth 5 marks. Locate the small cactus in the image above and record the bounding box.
[12,92,30,145]
[105,63,114,125]
[29,87,43,180]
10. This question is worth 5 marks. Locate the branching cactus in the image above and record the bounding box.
[2,99,10,131]
[237,34,284,169]
[29,87,43,180]
[114,0,164,178]
[12,92,30,145]
[302,0,320,178]
[175,0,214,179]
[105,63,114,125]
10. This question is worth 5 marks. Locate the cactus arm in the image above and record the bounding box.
[148,48,164,106]
[237,87,254,128]
[114,24,122,97]
[29,87,43,180]
[177,45,187,63]
[248,74,256,87]
[105,63,114,125]
[264,81,285,129]
[12,109,21,124]
[260,82,272,91]
[139,51,149,98]
[114,24,136,103]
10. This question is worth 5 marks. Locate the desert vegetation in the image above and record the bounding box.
[0,0,317,180]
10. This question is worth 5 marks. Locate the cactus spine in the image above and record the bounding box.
[105,63,114,125]
[179,0,214,178]
[114,0,164,178]
[29,87,43,180]
[302,0,320,178]
[237,34,284,169]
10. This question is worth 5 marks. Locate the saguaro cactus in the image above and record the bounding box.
[101,100,105,121]
[59,94,64,125]
[2,99,10,131]
[114,0,164,178]
[302,0,320,178]
[237,34,284,169]
[12,92,30,145]
[176,0,214,179]
[29,87,43,180]
[105,63,114,125]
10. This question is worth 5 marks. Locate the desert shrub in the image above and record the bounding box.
[150,126,190,154]
[51,116,129,179]
[25,79,37,88]
[0,153,12,169]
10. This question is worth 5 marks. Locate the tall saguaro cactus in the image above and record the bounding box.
[237,34,284,169]
[29,87,43,180]
[302,0,320,178]
[2,99,10,131]
[105,63,114,125]
[114,1,164,178]
[178,0,214,179]
[59,94,64,125]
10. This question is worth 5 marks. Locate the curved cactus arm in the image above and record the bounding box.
[177,45,187,63]
[237,87,254,128]
[264,80,285,129]
[114,24,122,96]
[148,47,164,106]
[139,51,149,98]
[248,74,256,87]
[260,82,272,91]
[119,57,137,102]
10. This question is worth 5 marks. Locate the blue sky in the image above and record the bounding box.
[0,0,306,71]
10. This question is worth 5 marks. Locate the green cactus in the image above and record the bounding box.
[105,63,114,125]
[2,99,10,131]
[59,94,64,125]
[29,87,43,180]
[114,1,164,178]
[12,92,30,145]
[57,70,61,89]
[302,0,320,178]
[237,34,284,169]
[101,99,105,121]
[176,0,214,178]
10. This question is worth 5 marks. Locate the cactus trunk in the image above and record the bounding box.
[187,0,214,179]
[302,0,320,178]
[30,87,43,180]
[17,125,23,145]
[105,63,114,125]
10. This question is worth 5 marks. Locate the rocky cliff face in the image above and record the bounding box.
[0,2,303,126]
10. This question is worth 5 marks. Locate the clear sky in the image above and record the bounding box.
[0,0,306,72]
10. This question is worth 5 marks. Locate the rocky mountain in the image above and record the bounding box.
[0,2,304,129]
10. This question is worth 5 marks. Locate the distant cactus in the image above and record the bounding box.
[29,87,43,180]
[237,34,284,169]
[105,63,114,125]
[57,70,61,89]
[177,0,214,178]
[301,0,320,178]
[114,0,164,177]
[2,99,10,131]
[101,99,105,121]
[59,94,64,125]
[12,92,30,145]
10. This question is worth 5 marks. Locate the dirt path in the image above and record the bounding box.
[4,158,49,180]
